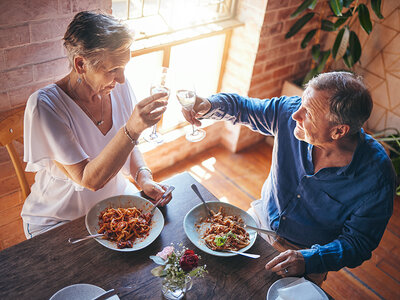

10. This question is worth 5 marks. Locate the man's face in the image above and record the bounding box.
[292,87,335,146]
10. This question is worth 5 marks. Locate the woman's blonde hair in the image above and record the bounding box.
[63,11,133,70]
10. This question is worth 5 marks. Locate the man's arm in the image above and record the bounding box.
[182,93,297,136]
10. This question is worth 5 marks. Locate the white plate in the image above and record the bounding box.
[183,201,257,257]
[85,195,164,252]
[267,277,328,300]
[49,283,119,300]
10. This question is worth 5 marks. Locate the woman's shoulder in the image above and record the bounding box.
[26,83,71,117]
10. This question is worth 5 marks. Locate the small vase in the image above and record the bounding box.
[161,275,193,300]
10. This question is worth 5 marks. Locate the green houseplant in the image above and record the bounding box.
[373,129,400,196]
[286,0,384,84]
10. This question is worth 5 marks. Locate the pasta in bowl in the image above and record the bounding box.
[183,202,257,257]
[85,195,164,252]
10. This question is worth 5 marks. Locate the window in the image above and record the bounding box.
[113,0,236,39]
[113,0,240,134]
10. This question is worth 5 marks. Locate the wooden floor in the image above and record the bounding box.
[1,141,399,299]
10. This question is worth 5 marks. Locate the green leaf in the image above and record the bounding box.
[290,0,317,18]
[303,67,319,85]
[321,20,336,31]
[332,28,345,59]
[316,50,331,73]
[149,255,167,265]
[358,4,372,34]
[348,30,361,64]
[343,0,354,8]
[332,27,349,60]
[329,0,343,16]
[301,29,317,48]
[371,0,384,19]
[334,9,352,28]
[286,13,315,38]
[189,267,202,277]
[308,0,318,9]
[343,49,353,68]
[151,265,166,277]
[311,44,321,61]
[214,236,226,247]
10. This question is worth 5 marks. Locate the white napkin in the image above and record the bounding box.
[276,277,325,300]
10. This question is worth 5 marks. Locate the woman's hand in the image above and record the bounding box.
[141,179,172,206]
[265,250,305,277]
[181,96,211,127]
[127,92,169,135]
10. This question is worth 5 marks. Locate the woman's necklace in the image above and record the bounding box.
[67,77,104,126]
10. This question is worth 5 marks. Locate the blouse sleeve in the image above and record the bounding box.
[23,90,88,172]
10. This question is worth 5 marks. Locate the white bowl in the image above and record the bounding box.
[183,201,257,257]
[85,195,164,252]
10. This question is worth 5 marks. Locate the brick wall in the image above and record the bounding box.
[219,0,327,151]
[0,1,112,221]
[0,0,111,112]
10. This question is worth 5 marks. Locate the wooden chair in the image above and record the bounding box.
[0,106,30,199]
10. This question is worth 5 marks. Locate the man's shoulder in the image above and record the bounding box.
[358,131,397,184]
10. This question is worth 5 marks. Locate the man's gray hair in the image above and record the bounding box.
[63,11,133,70]
[305,71,373,135]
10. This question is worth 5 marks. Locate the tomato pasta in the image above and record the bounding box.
[201,207,250,251]
[98,207,151,249]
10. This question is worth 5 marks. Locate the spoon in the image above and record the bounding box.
[222,250,260,258]
[191,184,213,217]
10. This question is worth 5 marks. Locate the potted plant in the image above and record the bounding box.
[285,0,384,84]
[372,128,400,196]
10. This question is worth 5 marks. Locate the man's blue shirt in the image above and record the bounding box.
[205,93,396,274]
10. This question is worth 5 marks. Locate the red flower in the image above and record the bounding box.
[179,249,199,272]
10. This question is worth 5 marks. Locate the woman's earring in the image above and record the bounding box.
[77,77,82,84]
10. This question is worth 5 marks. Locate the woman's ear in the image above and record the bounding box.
[73,56,86,75]
[331,124,350,140]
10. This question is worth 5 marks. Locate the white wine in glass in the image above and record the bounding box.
[144,67,170,144]
[176,87,206,142]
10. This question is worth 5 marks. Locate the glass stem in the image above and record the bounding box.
[152,124,157,135]
[191,124,196,135]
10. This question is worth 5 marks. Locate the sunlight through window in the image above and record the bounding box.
[201,157,216,172]
[190,165,211,180]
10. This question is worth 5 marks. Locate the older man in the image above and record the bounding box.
[184,72,397,285]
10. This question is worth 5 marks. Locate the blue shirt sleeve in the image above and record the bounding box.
[204,93,300,136]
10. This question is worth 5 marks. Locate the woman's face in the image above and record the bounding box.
[83,48,131,96]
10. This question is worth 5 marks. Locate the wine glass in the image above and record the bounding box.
[144,67,170,144]
[176,81,206,142]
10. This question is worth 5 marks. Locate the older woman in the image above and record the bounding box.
[22,11,171,238]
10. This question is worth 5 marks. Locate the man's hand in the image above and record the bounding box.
[265,250,305,277]
[181,96,211,127]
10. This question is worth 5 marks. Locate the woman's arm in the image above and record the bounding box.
[56,93,168,191]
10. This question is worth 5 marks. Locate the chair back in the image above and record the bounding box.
[0,107,30,199]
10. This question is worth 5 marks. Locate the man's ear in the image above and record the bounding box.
[73,56,86,75]
[331,124,350,140]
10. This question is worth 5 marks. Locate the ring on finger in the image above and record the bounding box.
[284,268,289,274]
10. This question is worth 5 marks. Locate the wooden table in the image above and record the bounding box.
[0,172,282,299]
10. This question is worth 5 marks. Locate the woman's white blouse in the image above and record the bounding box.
[22,81,138,226]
